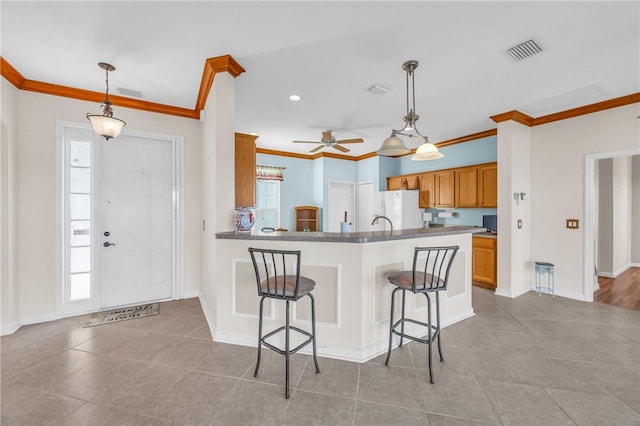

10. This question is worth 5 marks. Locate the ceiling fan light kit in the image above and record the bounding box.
[86,62,126,140]
[378,60,443,161]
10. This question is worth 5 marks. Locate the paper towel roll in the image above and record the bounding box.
[340,222,351,233]
[438,211,458,218]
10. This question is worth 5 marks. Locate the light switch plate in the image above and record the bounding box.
[566,219,579,229]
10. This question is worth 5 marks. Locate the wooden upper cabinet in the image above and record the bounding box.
[455,166,478,207]
[435,171,455,207]
[387,174,419,191]
[418,173,435,208]
[477,163,498,207]
[235,132,257,208]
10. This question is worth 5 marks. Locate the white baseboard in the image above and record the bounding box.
[599,263,638,279]
[198,293,217,339]
[494,285,530,299]
[1,319,22,336]
[183,289,200,299]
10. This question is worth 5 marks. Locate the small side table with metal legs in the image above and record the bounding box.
[534,261,555,297]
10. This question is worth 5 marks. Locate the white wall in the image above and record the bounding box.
[530,103,640,299]
[597,159,614,274]
[8,88,202,326]
[612,156,632,275]
[1,78,21,333]
[632,156,640,263]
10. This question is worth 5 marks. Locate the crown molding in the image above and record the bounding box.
[0,57,25,88]
[532,92,640,126]
[436,128,498,148]
[195,55,246,112]
[1,54,244,120]
[490,93,640,127]
[490,110,535,126]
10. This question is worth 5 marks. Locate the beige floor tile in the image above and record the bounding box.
[159,297,204,317]
[463,347,535,385]
[90,363,185,414]
[357,363,424,410]
[283,390,356,425]
[9,349,100,390]
[208,380,290,425]
[409,342,472,376]
[62,402,174,426]
[416,370,500,425]
[1,338,66,381]
[189,323,214,340]
[144,370,238,425]
[354,400,428,426]
[546,388,640,426]
[516,356,604,393]
[116,312,207,336]
[426,413,500,425]
[368,341,414,368]
[479,379,574,425]
[41,323,114,348]
[1,381,85,425]
[149,336,220,369]
[194,342,257,378]
[296,357,359,399]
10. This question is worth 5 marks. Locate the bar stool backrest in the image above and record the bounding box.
[411,245,459,293]
[248,247,303,300]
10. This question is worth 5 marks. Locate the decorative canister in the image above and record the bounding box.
[234,207,255,233]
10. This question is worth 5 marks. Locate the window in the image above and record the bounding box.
[255,180,280,230]
[67,139,92,301]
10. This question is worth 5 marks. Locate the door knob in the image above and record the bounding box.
[104,231,110,237]
[103,242,116,247]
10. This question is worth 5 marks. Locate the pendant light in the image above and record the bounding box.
[86,62,126,140]
[377,60,443,160]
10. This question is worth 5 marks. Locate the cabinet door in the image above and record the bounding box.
[387,177,402,191]
[418,173,435,208]
[435,171,455,208]
[235,133,257,207]
[404,175,419,190]
[455,167,478,207]
[478,163,497,207]
[472,237,497,288]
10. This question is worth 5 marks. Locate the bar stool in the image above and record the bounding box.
[534,261,555,297]
[248,247,320,399]
[384,246,459,384]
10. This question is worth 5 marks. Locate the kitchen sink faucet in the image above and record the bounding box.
[371,215,393,233]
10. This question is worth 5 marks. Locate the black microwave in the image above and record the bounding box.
[482,215,498,233]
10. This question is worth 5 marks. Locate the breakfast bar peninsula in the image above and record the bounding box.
[214,226,484,362]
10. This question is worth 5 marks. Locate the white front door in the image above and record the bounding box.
[100,135,174,308]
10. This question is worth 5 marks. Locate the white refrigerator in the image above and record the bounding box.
[372,190,423,231]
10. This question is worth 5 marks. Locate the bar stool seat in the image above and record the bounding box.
[385,246,459,384]
[248,247,320,399]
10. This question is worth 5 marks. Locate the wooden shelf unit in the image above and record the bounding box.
[294,206,319,231]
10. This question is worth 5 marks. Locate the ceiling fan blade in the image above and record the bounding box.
[335,138,364,144]
[322,130,332,141]
[309,145,325,153]
[293,140,322,144]
[332,144,350,153]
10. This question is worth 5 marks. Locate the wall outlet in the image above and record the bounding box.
[517,219,522,229]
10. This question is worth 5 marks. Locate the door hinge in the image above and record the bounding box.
[202,219,206,231]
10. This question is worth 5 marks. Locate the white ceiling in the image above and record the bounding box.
[2,1,638,156]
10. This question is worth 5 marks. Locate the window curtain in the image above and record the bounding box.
[256,165,285,181]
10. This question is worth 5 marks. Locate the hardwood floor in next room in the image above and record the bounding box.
[595,267,640,310]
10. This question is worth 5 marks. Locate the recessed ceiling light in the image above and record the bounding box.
[288,94,301,102]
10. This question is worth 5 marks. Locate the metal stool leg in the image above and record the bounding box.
[385,287,400,366]
[254,296,265,377]
[285,300,291,399]
[309,294,320,373]
[425,292,434,384]
[399,289,406,348]
[436,291,444,362]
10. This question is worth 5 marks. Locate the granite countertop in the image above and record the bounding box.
[473,232,498,239]
[216,225,486,243]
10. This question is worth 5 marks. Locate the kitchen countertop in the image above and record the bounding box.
[473,232,498,239]
[216,225,486,243]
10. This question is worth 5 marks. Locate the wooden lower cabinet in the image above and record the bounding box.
[472,236,497,289]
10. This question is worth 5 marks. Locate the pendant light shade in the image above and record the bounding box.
[377,134,410,156]
[86,62,126,140]
[377,60,443,160]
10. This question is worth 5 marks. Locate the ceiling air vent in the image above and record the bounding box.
[506,39,542,62]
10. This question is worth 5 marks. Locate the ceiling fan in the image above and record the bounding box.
[293,130,364,153]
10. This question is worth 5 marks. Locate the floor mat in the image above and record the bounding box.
[84,303,159,327]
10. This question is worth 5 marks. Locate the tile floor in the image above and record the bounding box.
[2,288,639,425]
